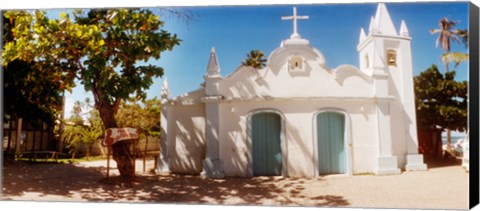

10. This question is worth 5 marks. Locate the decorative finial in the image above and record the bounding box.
[373,3,398,36]
[368,16,377,34]
[281,7,309,39]
[399,20,409,37]
[359,27,367,43]
[206,47,220,77]
[161,77,170,101]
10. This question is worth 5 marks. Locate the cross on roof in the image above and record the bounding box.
[281,7,309,39]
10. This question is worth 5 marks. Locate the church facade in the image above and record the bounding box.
[158,3,427,178]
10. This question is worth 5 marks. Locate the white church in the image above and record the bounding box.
[158,3,427,178]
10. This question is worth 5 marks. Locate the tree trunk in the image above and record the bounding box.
[444,63,451,156]
[143,135,149,173]
[98,101,135,178]
[446,129,452,154]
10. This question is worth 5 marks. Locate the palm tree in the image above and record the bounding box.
[242,50,267,69]
[430,17,468,155]
[454,28,468,48]
[441,28,468,68]
[430,17,461,72]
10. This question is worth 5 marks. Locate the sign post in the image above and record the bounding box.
[103,128,139,178]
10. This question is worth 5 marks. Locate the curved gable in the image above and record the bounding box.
[333,65,374,97]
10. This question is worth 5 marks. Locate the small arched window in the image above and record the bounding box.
[289,55,305,72]
[387,49,397,66]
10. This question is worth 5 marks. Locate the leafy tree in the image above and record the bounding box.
[414,64,467,157]
[2,14,63,128]
[82,110,105,159]
[62,98,104,160]
[116,97,161,170]
[2,9,180,177]
[116,97,161,135]
[62,100,86,159]
[63,124,84,160]
[241,50,267,69]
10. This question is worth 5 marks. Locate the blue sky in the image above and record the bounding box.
[40,2,469,118]
[155,2,469,98]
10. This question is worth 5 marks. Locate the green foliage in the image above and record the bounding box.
[2,9,181,128]
[241,50,267,69]
[441,52,468,69]
[414,64,468,132]
[115,97,161,137]
[2,14,63,126]
[63,98,104,157]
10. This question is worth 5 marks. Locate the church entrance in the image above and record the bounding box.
[317,112,346,175]
[251,112,282,176]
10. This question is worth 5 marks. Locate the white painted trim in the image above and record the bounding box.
[246,109,287,177]
[357,34,411,51]
[223,96,395,102]
[312,109,353,177]
[170,96,396,105]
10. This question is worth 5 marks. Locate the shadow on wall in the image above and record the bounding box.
[223,66,271,99]
[169,106,206,174]
[224,113,249,177]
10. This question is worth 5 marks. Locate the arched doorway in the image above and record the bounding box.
[251,112,282,176]
[317,112,346,175]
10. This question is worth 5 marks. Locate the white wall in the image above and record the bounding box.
[218,100,378,177]
[167,103,206,174]
[220,45,373,100]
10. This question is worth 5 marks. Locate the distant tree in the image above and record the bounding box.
[414,64,467,157]
[116,97,161,171]
[2,9,180,177]
[116,97,161,137]
[62,101,85,159]
[242,50,267,69]
[62,98,104,160]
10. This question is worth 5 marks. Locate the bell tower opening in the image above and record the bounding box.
[386,49,397,67]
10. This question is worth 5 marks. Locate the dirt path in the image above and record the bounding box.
[1,159,469,209]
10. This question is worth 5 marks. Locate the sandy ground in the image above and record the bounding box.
[1,158,470,210]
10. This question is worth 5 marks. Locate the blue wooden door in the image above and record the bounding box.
[252,112,282,176]
[317,112,346,175]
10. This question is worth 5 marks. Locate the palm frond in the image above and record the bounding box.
[242,49,267,69]
[441,52,468,68]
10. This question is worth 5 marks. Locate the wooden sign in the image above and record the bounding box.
[104,128,139,146]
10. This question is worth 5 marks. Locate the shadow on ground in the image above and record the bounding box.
[424,156,463,169]
[1,161,349,207]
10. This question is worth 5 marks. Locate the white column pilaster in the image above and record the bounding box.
[201,96,224,178]
[157,102,171,175]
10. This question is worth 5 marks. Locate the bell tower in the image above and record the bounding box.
[357,3,427,174]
